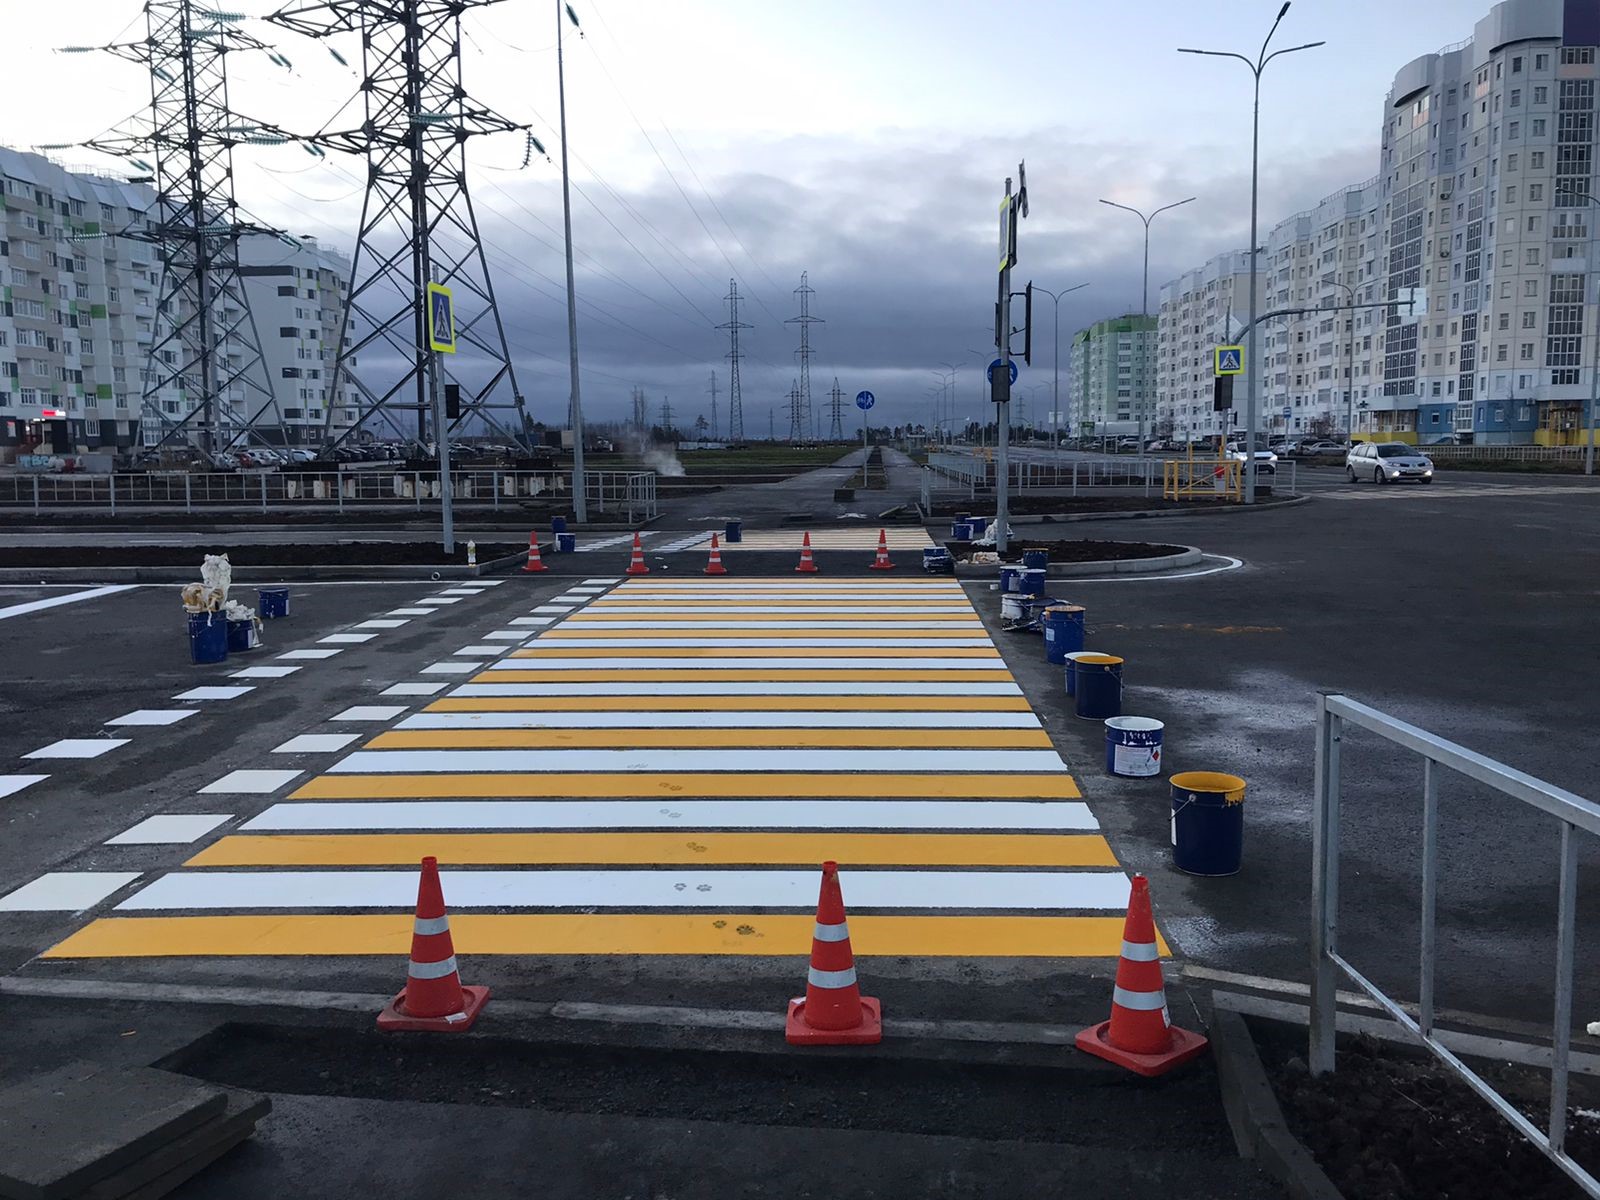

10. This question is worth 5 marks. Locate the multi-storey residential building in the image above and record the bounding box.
[1156,251,1259,442]
[1066,314,1158,437]
[0,147,355,462]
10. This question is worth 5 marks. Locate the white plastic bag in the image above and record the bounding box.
[200,553,233,601]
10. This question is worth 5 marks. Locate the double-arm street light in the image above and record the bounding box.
[1180,2,1324,502]
[1030,282,1090,467]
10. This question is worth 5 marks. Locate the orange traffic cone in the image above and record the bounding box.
[377,856,490,1032]
[521,531,547,573]
[785,861,881,1045]
[795,531,819,574]
[1075,874,1207,1076]
[625,532,650,576]
[703,532,728,576]
[868,528,896,571]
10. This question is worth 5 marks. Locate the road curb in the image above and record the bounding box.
[919,494,1308,525]
[954,545,1205,577]
[1211,1005,1346,1200]
[0,560,528,584]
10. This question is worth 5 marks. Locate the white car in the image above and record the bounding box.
[1346,441,1433,484]
[1224,442,1278,476]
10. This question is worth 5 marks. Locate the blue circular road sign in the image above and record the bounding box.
[987,358,1019,386]
[855,390,875,411]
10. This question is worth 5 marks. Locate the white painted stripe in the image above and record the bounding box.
[329,748,1065,774]
[105,709,198,727]
[553,621,984,630]
[616,582,963,589]
[407,955,459,980]
[230,666,301,679]
[320,633,377,644]
[413,915,451,936]
[355,619,410,629]
[585,606,976,615]
[0,585,137,622]
[1112,986,1167,1012]
[242,798,1099,832]
[24,739,130,760]
[572,533,638,553]
[483,632,530,641]
[173,686,254,701]
[510,617,554,626]
[389,608,436,616]
[520,637,998,649]
[0,775,49,800]
[450,681,1022,697]
[423,662,480,675]
[452,646,506,657]
[808,966,857,988]
[1121,939,1160,963]
[396,710,1041,730]
[273,733,360,754]
[1,872,141,912]
[106,814,230,845]
[381,682,449,697]
[331,706,409,722]
[467,580,507,586]
[581,578,619,585]
[485,657,1004,672]
[199,769,303,794]
[532,605,577,613]
[812,921,850,943]
[277,649,343,661]
[116,869,1130,911]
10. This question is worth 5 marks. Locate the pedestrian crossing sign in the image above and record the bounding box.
[426,282,456,354]
[1215,345,1243,375]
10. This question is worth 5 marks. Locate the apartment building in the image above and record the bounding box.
[1155,251,1259,442]
[1065,314,1158,437]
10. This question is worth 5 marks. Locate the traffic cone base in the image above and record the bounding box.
[1073,1018,1207,1078]
[786,994,882,1045]
[378,984,491,1033]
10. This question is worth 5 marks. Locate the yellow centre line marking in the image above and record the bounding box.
[184,832,1119,868]
[43,914,1167,959]
[423,696,1033,712]
[290,773,1082,800]
[366,728,1053,749]
[469,669,1016,683]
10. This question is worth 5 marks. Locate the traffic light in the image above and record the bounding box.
[1212,375,1234,412]
[444,383,461,421]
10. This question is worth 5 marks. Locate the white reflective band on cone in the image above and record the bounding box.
[1112,985,1166,1012]
[1120,939,1159,962]
[812,921,851,943]
[413,915,451,936]
[807,966,858,989]
[408,955,459,980]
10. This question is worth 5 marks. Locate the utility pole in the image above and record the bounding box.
[994,164,1027,555]
[706,372,719,441]
[786,272,821,443]
[556,0,586,522]
[828,378,845,441]
[716,280,750,442]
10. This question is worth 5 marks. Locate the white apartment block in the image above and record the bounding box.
[1067,314,1158,436]
[1156,250,1258,441]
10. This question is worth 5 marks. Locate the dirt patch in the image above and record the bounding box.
[1259,1026,1600,1199]
[0,542,524,568]
[946,538,1185,564]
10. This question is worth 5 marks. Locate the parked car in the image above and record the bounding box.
[1346,441,1433,483]
[1295,439,1348,456]
[1224,442,1278,476]
[286,448,317,464]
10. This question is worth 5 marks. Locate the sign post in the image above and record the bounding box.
[993,162,1026,554]
[856,390,875,486]
[426,278,457,554]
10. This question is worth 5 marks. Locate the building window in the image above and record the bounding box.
[1533,119,1546,136]
[1525,279,1539,298]
[1510,89,1521,106]
[1523,311,1537,329]
[1561,48,1595,66]
[1536,53,1550,70]
[1520,343,1535,361]
[1535,86,1548,104]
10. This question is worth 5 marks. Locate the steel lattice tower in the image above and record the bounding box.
[70,2,286,454]
[716,279,750,442]
[269,0,530,445]
[786,271,821,443]
[706,372,719,441]
[827,377,844,441]
[786,378,802,443]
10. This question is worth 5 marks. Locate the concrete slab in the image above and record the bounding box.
[75,1090,269,1200]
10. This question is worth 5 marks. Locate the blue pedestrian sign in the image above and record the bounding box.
[855,390,875,411]
[1214,345,1243,375]
[1282,406,1292,419]
[987,358,1019,386]
[426,282,456,354]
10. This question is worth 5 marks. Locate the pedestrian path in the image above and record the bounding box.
[41,578,1155,961]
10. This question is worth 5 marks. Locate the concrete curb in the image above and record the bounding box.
[920,494,1309,525]
[954,545,1204,578]
[0,558,530,584]
[1211,1005,1346,1200]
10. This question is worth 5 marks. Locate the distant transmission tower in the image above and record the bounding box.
[66,3,286,454]
[269,0,530,445]
[786,379,803,443]
[660,395,674,437]
[786,272,822,443]
[827,377,845,441]
[706,373,720,441]
[716,280,751,442]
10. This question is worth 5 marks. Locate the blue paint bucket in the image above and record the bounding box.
[225,617,259,653]
[950,521,969,539]
[1073,654,1123,720]
[187,612,228,665]
[1063,650,1099,696]
[1042,605,1086,663]
[922,547,952,574]
[999,566,1024,594]
[1022,549,1049,571]
[1019,567,1047,595]
[1105,716,1163,777]
[257,587,289,620]
[725,519,743,544]
[551,516,568,533]
[1170,771,1246,876]
[556,532,576,554]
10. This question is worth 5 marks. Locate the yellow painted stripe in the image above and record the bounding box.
[185,832,1118,868]
[290,773,1082,800]
[508,647,1002,659]
[44,914,1167,958]
[591,600,974,608]
[567,614,983,623]
[470,669,1016,683]
[425,696,1033,713]
[366,728,1054,750]
[538,629,987,640]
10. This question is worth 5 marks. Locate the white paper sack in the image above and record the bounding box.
[222,600,258,624]
[1589,1021,1600,1037]
[180,583,225,613]
[200,553,232,601]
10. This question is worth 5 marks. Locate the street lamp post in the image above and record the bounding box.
[1029,283,1090,472]
[939,361,960,449]
[557,0,587,523]
[1180,3,1324,503]
[1098,197,1195,448]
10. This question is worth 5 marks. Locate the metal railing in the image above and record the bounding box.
[925,449,1296,499]
[1310,693,1600,1197]
[1162,458,1243,501]
[1421,445,1589,463]
[0,469,657,519]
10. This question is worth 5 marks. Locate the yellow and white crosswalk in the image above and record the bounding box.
[43,577,1156,961]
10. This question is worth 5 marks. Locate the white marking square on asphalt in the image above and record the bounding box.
[483,631,526,641]
[24,739,130,760]
[510,617,553,626]
[566,586,607,592]
[467,580,506,586]
[278,648,342,661]
[106,814,231,845]
[106,709,198,727]
[320,633,377,645]
[440,588,486,596]
[174,686,254,701]
[273,733,360,754]
[381,682,448,696]
[416,597,463,605]
[331,705,408,721]
[0,872,141,912]
[231,666,301,679]
[355,619,410,629]
[0,775,48,799]
[580,578,618,585]
[388,608,434,616]
[200,769,303,794]
[452,645,503,656]
[532,605,575,614]
[423,661,479,675]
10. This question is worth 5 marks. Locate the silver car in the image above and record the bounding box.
[1346,441,1434,484]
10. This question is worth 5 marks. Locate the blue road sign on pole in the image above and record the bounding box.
[855,390,875,411]
[1282,406,1292,419]
[426,282,456,354]
[1215,345,1243,375]
[987,358,1019,386]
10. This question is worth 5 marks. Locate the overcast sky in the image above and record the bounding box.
[14,0,1498,432]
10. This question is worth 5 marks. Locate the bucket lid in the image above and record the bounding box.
[1063,650,1099,661]
[1170,770,1246,795]
[1105,716,1163,733]
[1076,653,1122,665]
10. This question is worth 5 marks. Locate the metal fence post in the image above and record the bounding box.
[260,473,268,514]
[184,474,191,513]
[32,475,40,514]
[1309,692,1342,1076]
[415,472,422,510]
[493,470,500,511]
[1550,821,1579,1153]
[1420,758,1439,1038]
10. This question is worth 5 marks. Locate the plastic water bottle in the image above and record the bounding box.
[466,540,477,566]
